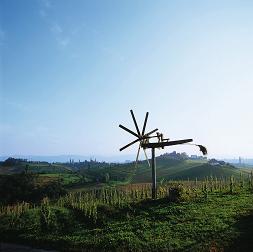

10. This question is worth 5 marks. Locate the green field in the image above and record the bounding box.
[39,173,81,186]
[0,185,253,251]
[1,157,253,251]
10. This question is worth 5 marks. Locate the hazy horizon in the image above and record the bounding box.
[0,152,251,163]
[1,0,253,158]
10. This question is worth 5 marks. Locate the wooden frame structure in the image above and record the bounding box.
[119,110,204,199]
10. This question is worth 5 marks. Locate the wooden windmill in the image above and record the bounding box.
[119,110,207,199]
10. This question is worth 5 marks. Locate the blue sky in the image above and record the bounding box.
[1,0,253,159]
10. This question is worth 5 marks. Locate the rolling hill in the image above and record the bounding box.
[0,156,246,187]
[131,157,242,183]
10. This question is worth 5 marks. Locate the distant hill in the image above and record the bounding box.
[0,158,72,175]
[0,156,245,183]
[131,157,242,183]
[167,163,240,180]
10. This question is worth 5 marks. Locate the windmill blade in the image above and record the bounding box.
[143,148,150,167]
[130,110,141,136]
[142,112,149,136]
[135,143,141,168]
[144,128,159,137]
[119,138,140,151]
[119,124,140,139]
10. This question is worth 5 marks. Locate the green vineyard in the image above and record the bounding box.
[1,174,253,251]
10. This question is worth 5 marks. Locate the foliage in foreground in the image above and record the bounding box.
[0,176,253,251]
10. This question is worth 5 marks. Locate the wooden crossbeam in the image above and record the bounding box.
[142,139,193,149]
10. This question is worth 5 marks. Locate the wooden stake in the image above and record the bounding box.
[151,148,156,199]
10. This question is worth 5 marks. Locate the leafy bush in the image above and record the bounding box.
[167,184,190,202]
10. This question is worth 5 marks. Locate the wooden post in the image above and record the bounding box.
[151,147,156,199]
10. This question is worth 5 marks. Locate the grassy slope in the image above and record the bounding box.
[131,158,242,183]
[235,166,253,175]
[168,163,241,180]
[38,173,81,186]
[1,192,253,251]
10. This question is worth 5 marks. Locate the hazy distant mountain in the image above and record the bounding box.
[223,158,253,165]
[0,154,135,163]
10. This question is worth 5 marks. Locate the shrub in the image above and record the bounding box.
[167,184,190,202]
